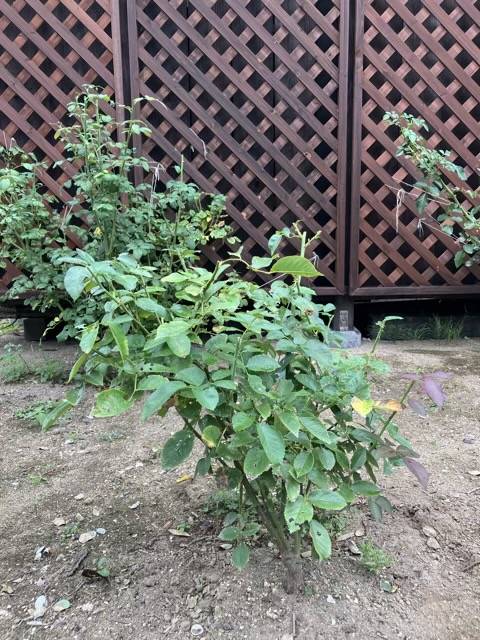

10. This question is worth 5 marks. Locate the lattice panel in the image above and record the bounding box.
[130,0,348,292]
[0,0,120,288]
[350,0,480,295]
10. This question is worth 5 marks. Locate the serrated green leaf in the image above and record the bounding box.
[192,386,219,411]
[317,447,336,471]
[293,450,314,477]
[142,381,186,420]
[246,354,279,372]
[64,266,89,301]
[93,389,133,418]
[166,334,191,358]
[277,410,301,437]
[299,416,334,444]
[284,496,313,533]
[257,422,285,465]
[232,543,250,569]
[351,480,380,497]
[219,526,241,542]
[351,447,367,471]
[243,447,270,478]
[270,255,321,278]
[175,365,206,386]
[161,429,194,469]
[232,411,256,432]
[309,490,347,511]
[309,519,332,560]
[135,297,166,316]
[109,323,129,362]
[79,322,99,354]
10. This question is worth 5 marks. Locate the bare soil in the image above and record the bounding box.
[0,336,479,640]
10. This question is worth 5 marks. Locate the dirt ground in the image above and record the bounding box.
[0,334,479,640]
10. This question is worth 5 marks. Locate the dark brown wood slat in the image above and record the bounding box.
[389,0,479,100]
[184,0,338,150]
[363,42,479,174]
[366,8,479,137]
[233,0,339,117]
[0,1,113,89]
[55,0,113,49]
[137,1,337,183]
[138,74,337,274]
[136,10,337,220]
[258,0,339,79]
[295,0,340,43]
[421,0,480,62]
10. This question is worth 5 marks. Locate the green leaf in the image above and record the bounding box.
[219,526,241,542]
[175,366,206,386]
[79,322,99,354]
[135,297,166,316]
[156,320,190,339]
[351,447,367,471]
[161,429,194,469]
[251,256,273,270]
[244,447,270,478]
[166,334,191,358]
[232,543,250,569]
[64,266,89,301]
[232,411,256,432]
[93,389,134,418]
[68,352,88,382]
[202,425,221,448]
[299,417,333,444]
[351,480,380,497]
[293,451,314,477]
[192,386,219,411]
[109,323,129,362]
[317,447,336,471]
[277,410,301,437]
[246,354,279,372]
[257,422,285,465]
[284,497,313,533]
[270,255,321,278]
[142,381,186,420]
[286,476,301,501]
[309,520,332,560]
[309,490,347,511]
[137,375,168,390]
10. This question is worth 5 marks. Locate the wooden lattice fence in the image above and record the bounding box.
[349,0,480,296]
[1,0,479,298]
[126,0,350,293]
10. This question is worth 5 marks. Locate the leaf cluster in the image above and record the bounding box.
[384,112,480,268]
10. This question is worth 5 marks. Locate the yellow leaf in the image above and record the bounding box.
[375,399,403,412]
[175,474,192,484]
[351,397,374,417]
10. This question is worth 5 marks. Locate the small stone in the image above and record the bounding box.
[468,470,480,476]
[96,528,106,535]
[354,527,365,537]
[426,537,440,550]
[463,435,475,444]
[337,532,354,542]
[81,603,94,613]
[79,531,96,544]
[191,623,204,637]
[422,526,437,538]
[92,509,100,517]
[326,594,336,604]
[129,501,140,510]
[74,493,85,501]
[53,518,66,527]
[348,540,361,555]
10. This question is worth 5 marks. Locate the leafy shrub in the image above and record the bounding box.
[36,359,66,383]
[0,344,30,382]
[59,235,445,592]
[0,87,231,339]
[385,112,480,268]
